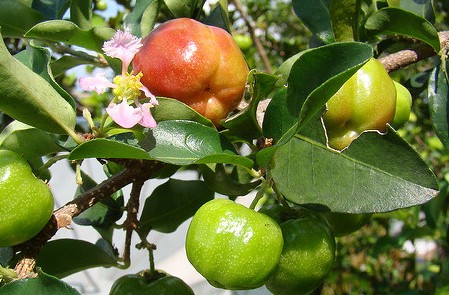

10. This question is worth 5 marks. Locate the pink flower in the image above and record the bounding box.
[136,101,157,128]
[79,73,116,94]
[103,29,143,75]
[106,99,157,129]
[79,28,158,130]
[106,99,142,128]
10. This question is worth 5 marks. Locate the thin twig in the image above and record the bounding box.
[51,43,109,68]
[123,179,145,266]
[230,0,273,73]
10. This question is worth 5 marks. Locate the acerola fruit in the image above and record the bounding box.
[185,198,283,290]
[0,150,54,247]
[109,270,194,295]
[233,34,253,51]
[322,58,397,150]
[265,217,336,295]
[391,81,412,128]
[133,18,249,126]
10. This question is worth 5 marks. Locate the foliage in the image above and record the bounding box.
[0,0,448,294]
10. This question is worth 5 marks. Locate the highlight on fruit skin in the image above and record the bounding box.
[133,18,250,126]
[322,58,397,151]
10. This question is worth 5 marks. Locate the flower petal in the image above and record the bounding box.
[140,84,158,105]
[103,29,142,74]
[106,100,142,128]
[79,73,115,94]
[138,103,157,128]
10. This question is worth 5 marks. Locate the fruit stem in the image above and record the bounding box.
[96,112,110,137]
[135,232,158,276]
[249,179,270,210]
[272,182,292,210]
[64,126,85,145]
[148,245,156,275]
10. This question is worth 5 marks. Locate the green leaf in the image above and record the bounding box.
[69,120,253,167]
[68,138,152,160]
[423,182,447,229]
[139,178,214,234]
[37,239,118,278]
[50,55,91,77]
[274,51,304,88]
[0,268,81,294]
[0,34,76,134]
[330,0,357,41]
[365,7,440,52]
[70,0,92,30]
[32,0,70,20]
[292,0,335,43]
[0,0,45,37]
[0,121,63,159]
[14,42,75,108]
[428,62,449,149]
[141,120,241,166]
[0,247,13,266]
[388,0,435,23]
[264,42,373,145]
[152,97,214,127]
[221,71,279,141]
[0,120,63,179]
[25,20,115,52]
[199,164,261,197]
[74,194,124,228]
[194,153,253,168]
[124,0,160,38]
[165,0,205,19]
[270,131,438,213]
[203,1,230,31]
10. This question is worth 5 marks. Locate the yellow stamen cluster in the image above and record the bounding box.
[112,72,145,100]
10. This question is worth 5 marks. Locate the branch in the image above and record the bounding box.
[14,159,164,279]
[379,31,449,72]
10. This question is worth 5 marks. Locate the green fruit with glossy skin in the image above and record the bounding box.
[134,18,249,126]
[391,81,412,128]
[109,271,194,295]
[96,0,107,11]
[321,212,372,237]
[185,198,284,290]
[265,217,336,295]
[323,58,397,150]
[0,150,54,247]
[233,34,253,51]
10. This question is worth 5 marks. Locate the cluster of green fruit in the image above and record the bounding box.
[323,58,413,151]
[184,198,370,294]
